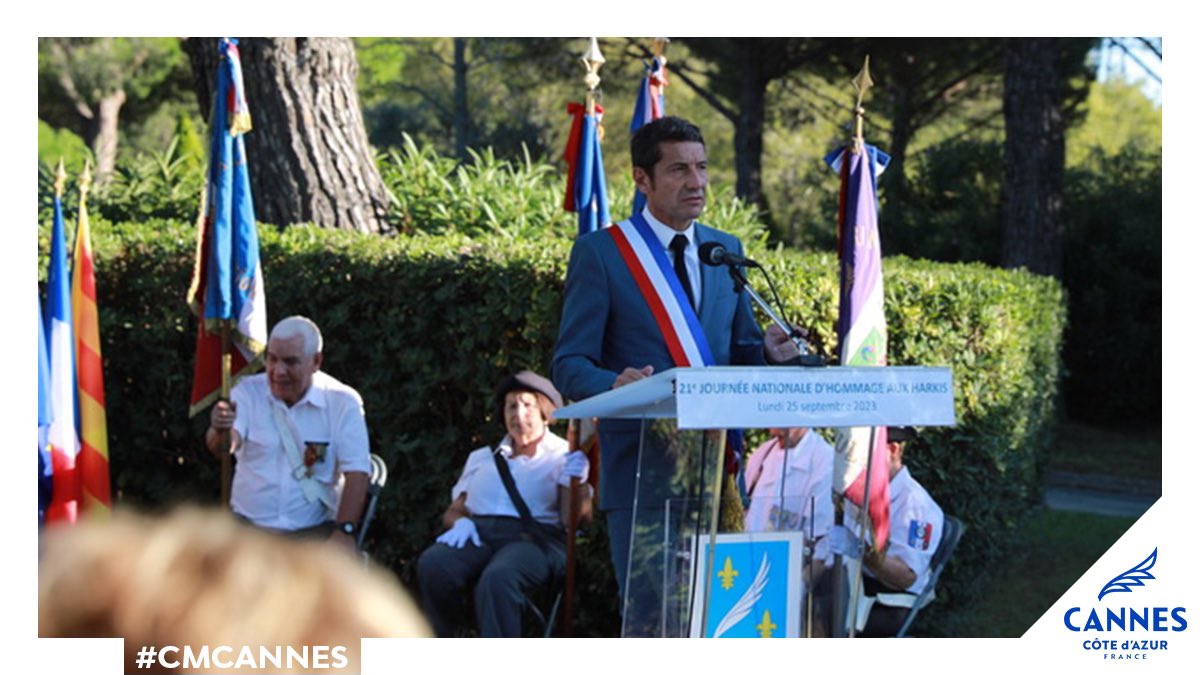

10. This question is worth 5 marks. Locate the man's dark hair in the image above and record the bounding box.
[631,116,705,173]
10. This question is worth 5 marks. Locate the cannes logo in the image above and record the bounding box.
[1098,549,1157,602]
[1065,548,1186,633]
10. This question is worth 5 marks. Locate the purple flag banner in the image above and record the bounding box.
[827,141,892,550]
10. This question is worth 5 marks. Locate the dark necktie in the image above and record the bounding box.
[669,234,696,309]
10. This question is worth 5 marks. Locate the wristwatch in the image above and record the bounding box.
[337,521,357,536]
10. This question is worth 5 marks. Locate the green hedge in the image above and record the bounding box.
[39,214,1063,636]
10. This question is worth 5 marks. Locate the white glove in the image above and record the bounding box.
[436,517,482,549]
[828,525,863,560]
[558,450,590,486]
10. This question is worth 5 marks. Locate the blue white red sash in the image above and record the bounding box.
[607,213,715,367]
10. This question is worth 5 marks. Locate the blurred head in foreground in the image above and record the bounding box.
[39,507,429,671]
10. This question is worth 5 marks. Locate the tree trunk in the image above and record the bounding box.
[883,76,913,206]
[1001,38,1066,278]
[733,43,770,221]
[453,38,470,162]
[92,89,125,187]
[184,37,392,233]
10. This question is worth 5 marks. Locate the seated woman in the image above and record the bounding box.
[416,370,591,637]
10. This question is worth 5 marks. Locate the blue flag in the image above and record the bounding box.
[573,111,610,236]
[188,37,268,416]
[203,37,261,325]
[39,296,54,525]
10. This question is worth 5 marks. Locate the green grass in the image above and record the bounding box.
[1047,420,1161,481]
[942,508,1137,637]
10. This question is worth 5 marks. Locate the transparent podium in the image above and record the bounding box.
[555,366,955,638]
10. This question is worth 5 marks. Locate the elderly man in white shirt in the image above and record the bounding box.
[207,315,371,552]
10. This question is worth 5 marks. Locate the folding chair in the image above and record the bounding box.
[524,572,564,638]
[356,453,388,556]
[895,514,964,637]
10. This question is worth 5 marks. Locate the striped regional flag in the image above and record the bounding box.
[45,168,79,524]
[827,141,892,551]
[187,38,267,417]
[72,166,112,516]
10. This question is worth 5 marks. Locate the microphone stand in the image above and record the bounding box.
[726,263,826,367]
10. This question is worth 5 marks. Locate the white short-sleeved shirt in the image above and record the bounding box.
[452,431,569,525]
[743,430,835,563]
[230,371,371,530]
[857,466,944,594]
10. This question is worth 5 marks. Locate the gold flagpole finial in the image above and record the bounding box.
[79,157,93,199]
[851,55,873,150]
[581,37,606,115]
[652,37,670,64]
[53,158,67,197]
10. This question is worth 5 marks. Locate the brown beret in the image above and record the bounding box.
[494,370,564,411]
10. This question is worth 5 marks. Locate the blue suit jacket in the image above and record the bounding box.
[551,220,767,509]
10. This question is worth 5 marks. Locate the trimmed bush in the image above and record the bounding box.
[39,212,1063,636]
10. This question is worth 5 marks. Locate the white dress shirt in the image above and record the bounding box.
[845,465,945,594]
[744,430,835,563]
[230,371,371,531]
[643,207,702,309]
[453,431,569,525]
[878,466,944,593]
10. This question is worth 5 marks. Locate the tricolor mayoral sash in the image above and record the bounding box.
[608,213,715,368]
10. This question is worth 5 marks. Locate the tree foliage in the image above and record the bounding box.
[356,37,584,162]
[38,38,193,183]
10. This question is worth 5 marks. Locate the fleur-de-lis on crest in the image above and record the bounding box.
[713,554,770,638]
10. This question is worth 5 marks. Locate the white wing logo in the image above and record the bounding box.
[1098,548,1157,601]
[713,554,770,638]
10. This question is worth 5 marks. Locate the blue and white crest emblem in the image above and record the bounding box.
[1098,548,1157,601]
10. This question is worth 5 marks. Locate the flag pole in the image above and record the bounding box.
[844,56,877,638]
[219,326,232,505]
[805,495,816,637]
[831,55,876,638]
[79,158,92,212]
[652,37,669,64]
[852,55,872,153]
[563,417,580,637]
[847,427,879,637]
[54,158,66,202]
[562,37,606,637]
[582,37,604,116]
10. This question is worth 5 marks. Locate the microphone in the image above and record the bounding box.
[698,241,760,268]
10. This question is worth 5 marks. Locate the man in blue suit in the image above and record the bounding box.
[552,117,798,634]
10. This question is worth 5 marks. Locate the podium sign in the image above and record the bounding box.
[687,531,808,638]
[675,366,955,429]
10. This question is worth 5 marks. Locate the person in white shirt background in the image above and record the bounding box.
[415,370,590,637]
[744,426,836,636]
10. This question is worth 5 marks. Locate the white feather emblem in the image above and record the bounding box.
[713,553,771,637]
